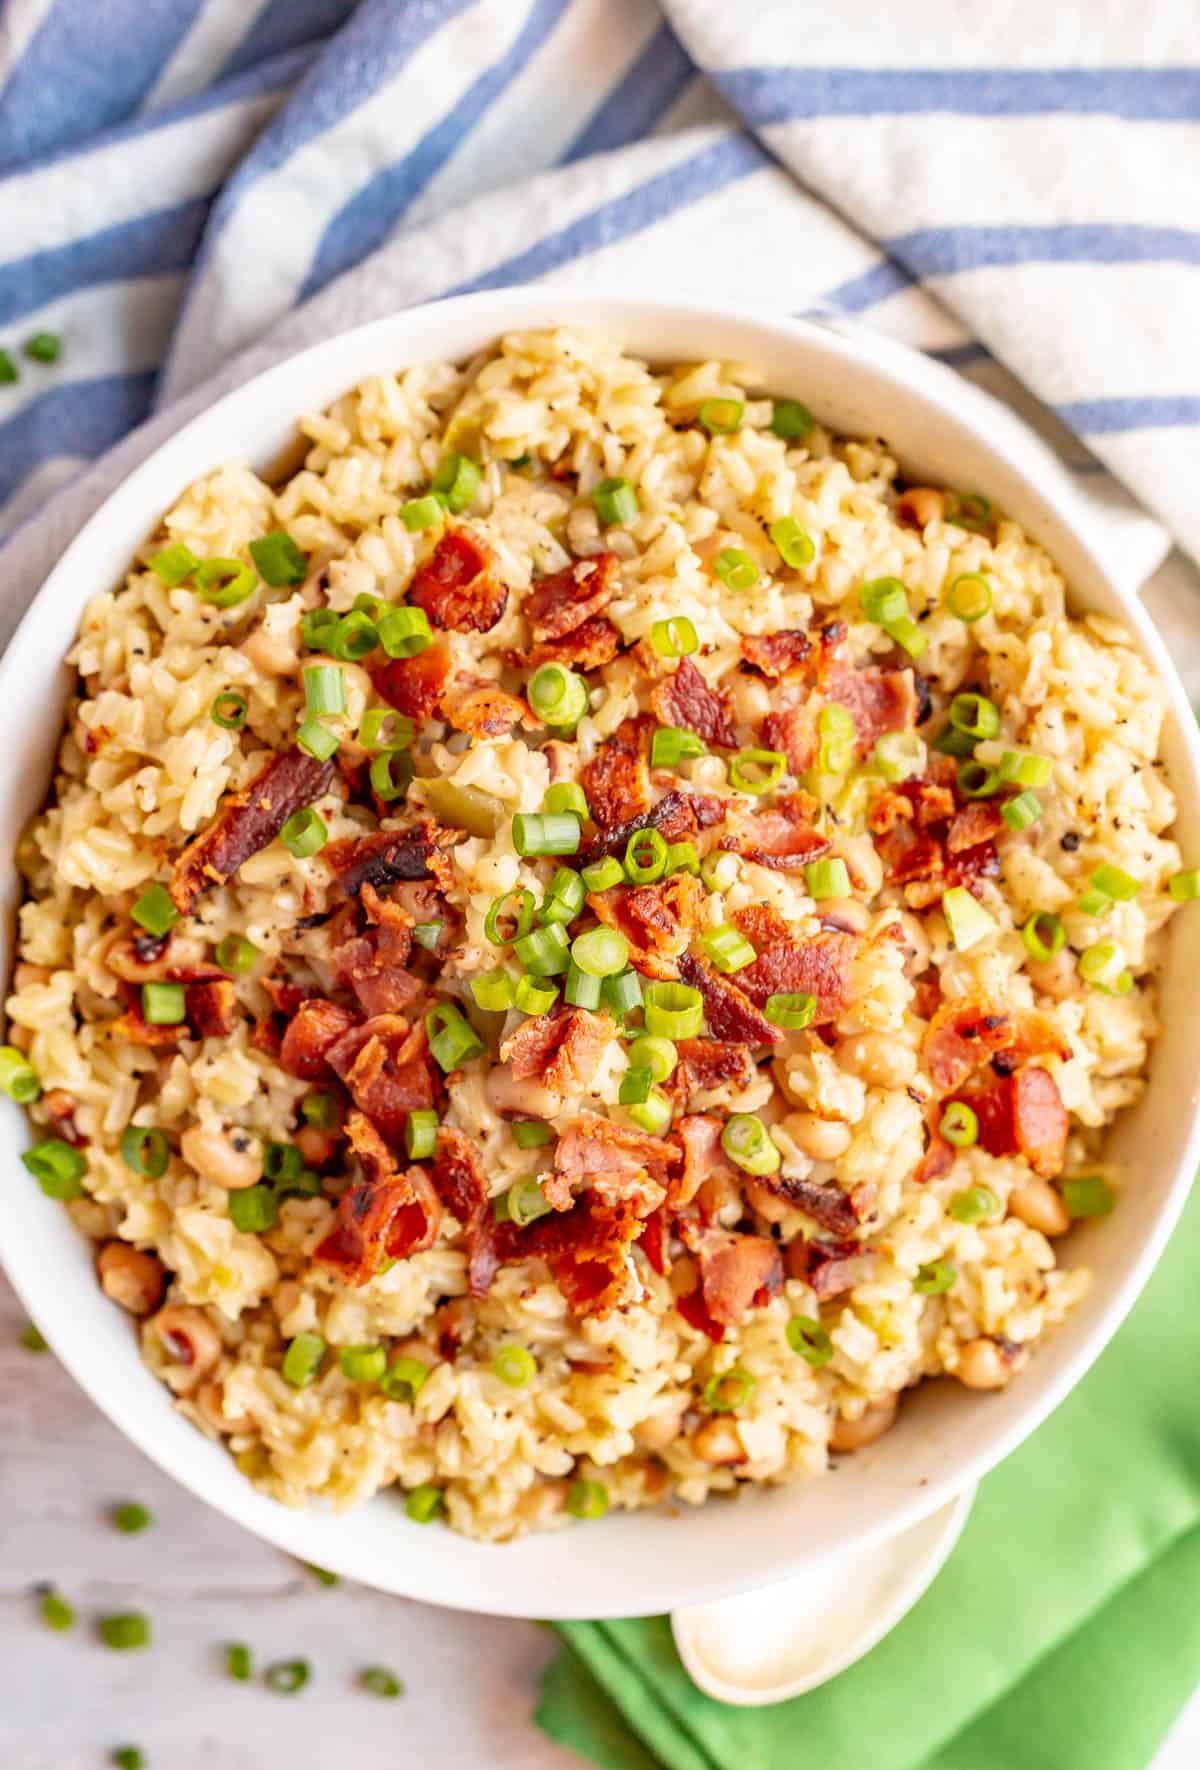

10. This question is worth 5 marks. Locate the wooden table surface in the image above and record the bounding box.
[5,556,1200,1770]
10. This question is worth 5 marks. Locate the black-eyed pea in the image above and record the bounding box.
[195,1378,254,1436]
[1009,1179,1070,1237]
[897,487,946,528]
[147,1304,221,1394]
[181,1122,261,1190]
[634,1394,689,1452]
[97,1241,167,1317]
[781,1111,852,1161]
[1026,949,1078,1000]
[836,1032,917,1089]
[957,1337,1017,1390]
[829,1393,899,1452]
[691,1417,746,1465]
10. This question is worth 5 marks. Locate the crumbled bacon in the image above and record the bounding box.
[677,951,780,1046]
[587,872,703,980]
[313,1112,441,1284]
[332,909,426,1020]
[651,658,736,749]
[581,716,649,830]
[785,1236,862,1298]
[279,998,359,1080]
[639,1204,671,1275]
[500,1005,613,1103]
[431,1125,488,1226]
[326,821,457,900]
[946,800,1006,853]
[730,904,792,950]
[721,792,830,871]
[740,631,811,679]
[103,933,224,986]
[683,1226,783,1334]
[525,1195,646,1316]
[964,1066,1069,1179]
[326,1015,436,1141]
[762,700,817,773]
[549,1110,679,1215]
[738,928,857,1026]
[170,749,336,913]
[516,615,622,671]
[922,995,1071,1095]
[870,775,1001,904]
[671,1040,757,1105]
[445,684,535,739]
[827,663,919,754]
[578,787,726,865]
[372,637,453,719]
[524,553,619,641]
[408,529,507,633]
[676,1112,739,1206]
[186,980,238,1039]
[765,1174,862,1236]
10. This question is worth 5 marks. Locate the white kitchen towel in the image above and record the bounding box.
[0,0,1194,627]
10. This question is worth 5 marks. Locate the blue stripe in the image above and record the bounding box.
[450,132,765,294]
[927,342,990,368]
[0,372,157,502]
[221,0,358,80]
[824,256,912,313]
[0,197,210,327]
[300,0,573,301]
[718,65,1200,124]
[561,21,695,163]
[0,0,206,173]
[1055,395,1200,433]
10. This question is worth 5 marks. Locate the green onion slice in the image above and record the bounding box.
[513,922,571,978]
[764,992,815,1030]
[431,452,481,513]
[948,1185,999,1225]
[804,857,851,900]
[280,807,327,859]
[485,887,536,945]
[0,1046,40,1103]
[721,1113,780,1176]
[544,782,589,820]
[703,1367,756,1412]
[1062,1176,1114,1219]
[770,399,815,439]
[786,1314,832,1367]
[624,826,669,883]
[643,980,702,1040]
[939,1102,979,1148]
[714,547,759,592]
[698,397,744,434]
[729,747,785,795]
[769,516,815,569]
[426,1002,485,1070]
[914,1260,957,1296]
[592,478,639,526]
[566,1479,608,1520]
[701,924,755,974]
[1022,912,1066,963]
[249,530,307,587]
[528,664,588,728]
[512,812,581,858]
[942,887,997,951]
[493,1344,538,1387]
[148,542,199,587]
[650,616,698,657]
[946,573,992,622]
[193,558,258,609]
[651,726,706,769]
[377,605,433,658]
[120,1125,169,1178]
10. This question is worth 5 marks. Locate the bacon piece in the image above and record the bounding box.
[408,529,507,633]
[314,1112,441,1284]
[578,787,726,865]
[870,775,1001,904]
[676,1112,739,1207]
[516,615,621,671]
[431,1125,488,1225]
[730,903,792,951]
[947,800,1006,853]
[332,909,425,1020]
[686,1227,783,1331]
[678,951,780,1046]
[762,700,817,774]
[581,716,649,830]
[721,792,829,871]
[765,1175,861,1236]
[922,996,1070,1095]
[966,1066,1069,1179]
[526,1195,645,1315]
[741,631,811,679]
[524,553,618,641]
[326,821,456,901]
[372,637,453,720]
[500,1005,613,1104]
[828,663,918,754]
[671,1040,757,1105]
[170,749,335,913]
[640,1204,671,1276]
[186,980,237,1039]
[279,998,359,1080]
[738,928,857,1026]
[785,1236,862,1298]
[587,872,703,981]
[327,1015,436,1141]
[651,658,736,749]
[263,976,311,1017]
[445,684,534,739]
[549,1110,679,1214]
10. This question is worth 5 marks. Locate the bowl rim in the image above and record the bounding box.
[3,287,1199,1618]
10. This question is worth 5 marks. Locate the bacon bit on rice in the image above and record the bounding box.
[408,528,508,633]
[170,749,336,913]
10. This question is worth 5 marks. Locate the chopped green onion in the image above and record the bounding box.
[225,1643,253,1681]
[769,517,815,569]
[215,933,257,975]
[624,826,669,883]
[23,1138,87,1199]
[99,1612,151,1651]
[714,547,759,592]
[603,969,643,1020]
[942,887,997,951]
[112,1502,152,1535]
[249,530,307,587]
[998,750,1052,788]
[361,1666,405,1699]
[873,732,926,783]
[721,1113,780,1176]
[470,970,515,1013]
[426,1001,485,1069]
[405,1483,444,1523]
[650,616,699,657]
[513,922,571,978]
[112,1747,144,1770]
[1062,1176,1114,1219]
[515,974,560,1015]
[228,1185,277,1233]
[503,1177,554,1226]
[264,1658,311,1694]
[41,1591,75,1631]
[20,1323,48,1352]
[628,1035,677,1083]
[1076,887,1112,917]
[261,1144,303,1181]
[949,1185,999,1225]
[939,1102,979,1148]
[131,883,179,937]
[120,1125,169,1179]
[282,1333,326,1388]
[538,867,586,927]
[405,1109,439,1160]
[949,692,1001,741]
[1022,912,1066,963]
[339,1344,387,1383]
[592,477,639,526]
[401,495,443,532]
[280,807,327,859]
[729,747,786,795]
[329,610,379,661]
[945,491,993,531]
[353,593,386,623]
[770,399,814,439]
[651,726,706,769]
[303,665,345,716]
[493,1344,538,1387]
[1169,868,1200,901]
[698,397,744,434]
[377,605,433,658]
[1078,942,1130,993]
[860,577,909,627]
[142,981,185,1025]
[209,690,249,734]
[804,857,851,900]
[786,1315,832,1367]
[1091,864,1141,902]
[545,782,589,820]
[380,1356,430,1404]
[644,981,703,1040]
[571,926,629,978]
[700,851,740,892]
[512,812,581,858]
[300,608,340,651]
[0,1046,40,1103]
[702,924,756,974]
[431,452,481,513]
[148,543,199,587]
[0,349,15,385]
[24,330,62,363]
[619,1066,653,1105]
[528,664,588,727]
[564,961,601,1009]
[932,723,977,758]
[193,558,258,609]
[485,887,535,946]
[566,1479,609,1520]
[626,1087,672,1135]
[764,992,815,1030]
[297,716,339,762]
[817,703,856,774]
[702,1367,755,1412]
[946,573,992,622]
[957,760,1001,798]
[914,1260,957,1296]
[1002,790,1042,832]
[412,921,443,951]
[581,856,624,893]
[369,748,413,803]
[665,840,699,876]
[512,1120,552,1149]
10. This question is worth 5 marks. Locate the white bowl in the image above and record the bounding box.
[2,292,1198,1620]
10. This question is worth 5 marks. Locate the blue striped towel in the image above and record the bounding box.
[0,0,1195,632]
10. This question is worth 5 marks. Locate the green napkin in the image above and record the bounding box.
[538,1182,1200,1770]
